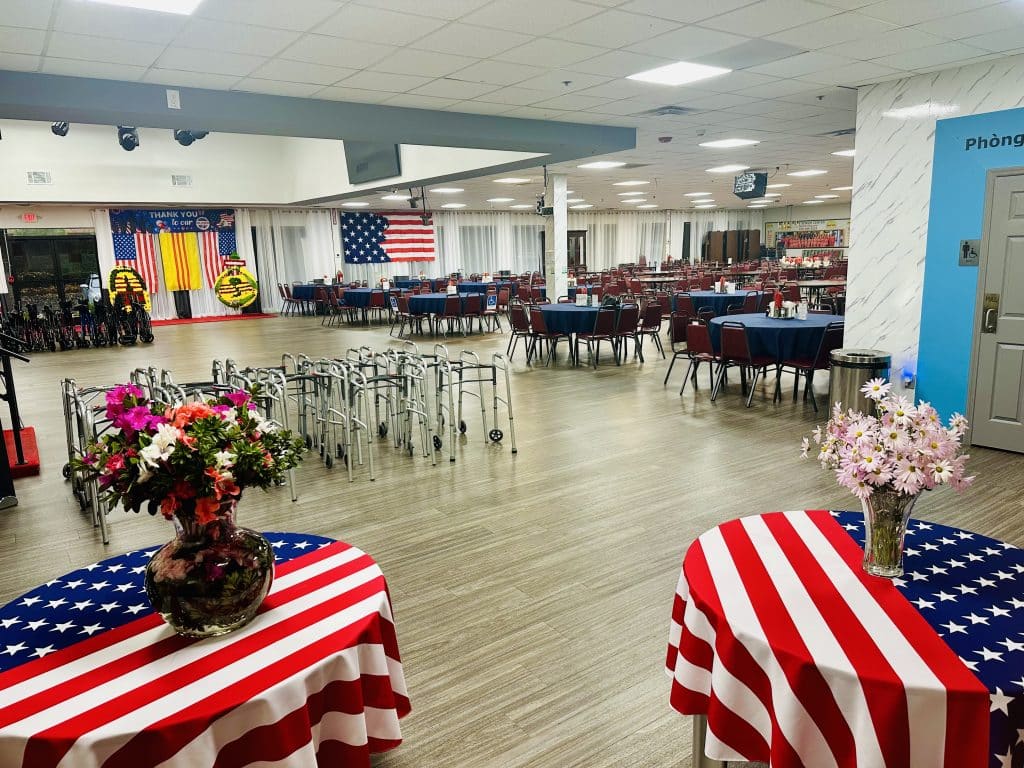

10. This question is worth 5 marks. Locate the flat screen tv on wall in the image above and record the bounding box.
[344,141,402,184]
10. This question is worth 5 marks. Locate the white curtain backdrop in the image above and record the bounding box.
[243,209,336,312]
[685,210,765,264]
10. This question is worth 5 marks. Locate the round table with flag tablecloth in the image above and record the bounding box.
[667,510,1023,768]
[0,532,410,768]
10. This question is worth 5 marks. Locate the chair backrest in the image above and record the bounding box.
[720,321,751,362]
[616,304,640,333]
[742,291,761,314]
[508,302,530,331]
[396,295,410,313]
[444,295,461,315]
[497,288,510,307]
[784,282,801,303]
[697,307,715,324]
[686,322,714,356]
[605,284,621,297]
[284,285,294,299]
[517,285,530,301]
[592,308,616,335]
[815,322,845,368]
[669,312,690,344]
[628,279,642,292]
[370,290,386,308]
[529,307,548,333]
[277,284,287,299]
[590,285,603,300]
[726,304,746,315]
[641,302,662,328]
[464,293,482,314]
[674,293,696,316]
[557,296,572,303]
[699,276,714,290]
[315,287,328,302]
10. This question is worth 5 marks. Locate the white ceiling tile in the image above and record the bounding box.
[195,0,342,32]
[372,48,478,77]
[52,2,186,44]
[570,50,672,78]
[315,5,446,45]
[797,59,906,86]
[0,0,54,29]
[449,59,546,86]
[0,52,39,71]
[176,20,300,57]
[677,92,752,110]
[142,69,241,90]
[349,0,493,20]
[749,51,856,77]
[530,93,613,110]
[156,47,266,77]
[616,0,760,23]
[732,79,821,99]
[0,25,45,56]
[857,0,1003,26]
[45,32,164,67]
[767,11,897,48]
[279,35,395,70]
[697,70,778,92]
[383,93,462,109]
[961,28,1024,52]
[572,79,685,100]
[549,10,680,48]
[626,25,751,59]
[313,85,393,103]
[871,42,995,71]
[824,27,946,59]
[463,0,603,35]
[913,2,1024,40]
[251,58,355,86]
[494,38,610,68]
[412,23,532,58]
[778,86,858,108]
[338,70,433,91]
[468,85,552,105]
[233,78,324,98]
[513,69,611,92]
[447,100,515,114]
[41,58,147,81]
[500,105,569,120]
[411,78,499,99]
[811,0,879,8]
[701,0,840,35]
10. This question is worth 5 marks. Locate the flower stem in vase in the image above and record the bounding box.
[861,489,918,578]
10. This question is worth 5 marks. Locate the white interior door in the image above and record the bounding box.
[971,170,1024,452]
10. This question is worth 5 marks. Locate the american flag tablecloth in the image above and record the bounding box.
[666,511,1023,768]
[0,532,410,767]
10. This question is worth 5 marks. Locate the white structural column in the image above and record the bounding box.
[544,173,569,299]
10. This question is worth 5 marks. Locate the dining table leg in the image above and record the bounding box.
[692,715,728,768]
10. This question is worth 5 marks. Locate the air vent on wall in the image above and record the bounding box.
[27,171,52,185]
[635,105,697,118]
[171,174,193,187]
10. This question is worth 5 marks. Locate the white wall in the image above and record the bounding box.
[0,205,94,229]
[761,203,852,228]
[846,54,1024,377]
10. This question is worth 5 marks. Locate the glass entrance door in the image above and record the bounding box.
[5,235,99,308]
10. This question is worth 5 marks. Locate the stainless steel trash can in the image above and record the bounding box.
[828,349,891,414]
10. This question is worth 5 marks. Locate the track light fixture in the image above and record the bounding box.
[117,125,139,151]
[173,129,210,147]
[51,121,69,137]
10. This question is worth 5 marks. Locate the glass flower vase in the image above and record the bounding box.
[860,489,919,578]
[144,499,274,638]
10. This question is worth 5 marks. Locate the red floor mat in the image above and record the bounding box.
[5,427,40,478]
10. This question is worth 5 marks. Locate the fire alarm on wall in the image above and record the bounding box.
[20,213,38,223]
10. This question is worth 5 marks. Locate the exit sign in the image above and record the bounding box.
[20,213,37,223]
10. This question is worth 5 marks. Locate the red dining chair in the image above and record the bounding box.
[775,321,845,412]
[528,306,568,365]
[575,308,616,368]
[637,302,664,359]
[462,293,483,334]
[613,303,643,364]
[438,295,463,337]
[713,321,777,407]
[678,321,717,395]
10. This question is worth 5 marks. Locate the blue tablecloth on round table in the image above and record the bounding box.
[567,286,597,300]
[540,304,600,334]
[341,288,386,308]
[409,292,474,314]
[458,281,518,294]
[290,284,319,301]
[679,291,764,315]
[709,312,834,361]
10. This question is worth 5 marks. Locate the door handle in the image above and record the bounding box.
[982,293,1000,333]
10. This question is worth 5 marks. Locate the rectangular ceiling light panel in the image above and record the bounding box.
[83,0,204,13]
[627,61,731,86]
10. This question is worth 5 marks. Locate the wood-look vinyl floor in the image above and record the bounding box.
[2,315,1021,768]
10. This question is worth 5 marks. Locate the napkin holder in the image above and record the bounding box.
[576,292,589,306]
[590,294,601,307]
[380,280,391,292]
[446,284,457,295]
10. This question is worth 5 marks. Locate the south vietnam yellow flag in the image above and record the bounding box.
[158,232,202,291]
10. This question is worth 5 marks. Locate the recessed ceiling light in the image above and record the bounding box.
[570,204,594,209]
[487,197,515,203]
[566,190,574,194]
[831,149,856,157]
[613,180,649,186]
[832,186,853,191]
[578,160,627,169]
[699,138,760,149]
[623,199,648,204]
[637,204,658,209]
[691,199,715,204]
[763,193,782,198]
[766,183,790,188]
[882,102,959,120]
[788,169,827,177]
[627,60,731,86]
[802,200,825,205]
[83,0,203,13]
[341,201,369,208]
[433,187,464,193]
[748,204,767,208]
[510,204,533,209]
[441,203,467,208]
[684,192,712,197]
[707,164,749,173]
[494,177,531,184]
[815,194,839,199]
[381,194,411,201]
[618,191,646,196]
[566,198,585,203]
[694,204,716,209]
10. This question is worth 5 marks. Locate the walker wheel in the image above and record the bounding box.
[407,444,414,456]
[75,490,88,510]
[336,443,344,458]
[325,453,333,468]
[62,463,72,479]
[304,434,313,449]
[432,435,442,450]
[459,420,467,434]
[488,429,503,442]
[378,422,388,438]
